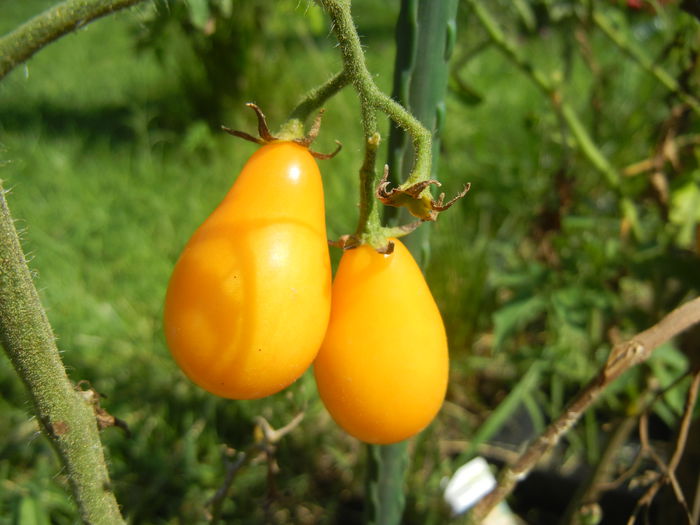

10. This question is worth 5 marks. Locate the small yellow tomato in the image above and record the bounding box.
[314,238,448,444]
[164,141,331,400]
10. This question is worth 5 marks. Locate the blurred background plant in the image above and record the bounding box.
[0,0,699,523]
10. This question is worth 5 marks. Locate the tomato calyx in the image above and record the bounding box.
[329,220,421,255]
[330,234,395,254]
[375,165,471,221]
[222,103,342,160]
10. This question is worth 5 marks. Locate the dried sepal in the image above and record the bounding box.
[221,126,266,145]
[222,103,275,145]
[328,234,393,254]
[388,220,422,237]
[431,183,471,211]
[223,103,341,159]
[308,140,342,160]
[376,165,471,221]
[294,108,342,159]
[248,102,275,142]
[375,240,395,254]
[295,109,325,147]
[328,234,360,250]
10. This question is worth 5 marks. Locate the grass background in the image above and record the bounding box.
[1,0,699,523]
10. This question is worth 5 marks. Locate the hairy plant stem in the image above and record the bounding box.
[317,0,434,247]
[385,0,458,265]
[0,0,147,81]
[363,1,459,523]
[288,70,350,123]
[0,183,125,525]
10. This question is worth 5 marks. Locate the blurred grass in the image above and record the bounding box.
[1,0,699,523]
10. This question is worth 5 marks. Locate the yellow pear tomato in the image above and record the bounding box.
[164,141,331,399]
[314,238,448,444]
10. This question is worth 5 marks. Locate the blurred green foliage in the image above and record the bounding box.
[1,0,699,523]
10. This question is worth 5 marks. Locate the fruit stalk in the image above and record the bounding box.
[0,182,125,525]
[365,1,458,524]
[317,0,437,245]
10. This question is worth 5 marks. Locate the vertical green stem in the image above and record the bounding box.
[366,441,411,525]
[0,183,125,525]
[318,0,384,241]
[385,0,459,266]
[365,2,458,524]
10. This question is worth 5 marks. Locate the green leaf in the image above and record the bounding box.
[187,0,211,31]
[512,0,536,32]
[647,343,689,425]
[669,175,700,248]
[493,295,547,350]
[13,497,50,525]
[456,361,544,464]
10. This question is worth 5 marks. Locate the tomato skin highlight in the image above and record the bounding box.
[164,142,331,400]
[314,238,448,444]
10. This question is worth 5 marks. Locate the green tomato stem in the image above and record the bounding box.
[288,70,351,123]
[0,182,125,525]
[317,0,434,248]
[0,0,146,81]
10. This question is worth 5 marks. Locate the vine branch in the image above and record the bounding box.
[288,70,350,123]
[0,0,147,81]
[467,295,700,523]
[314,0,461,246]
[0,182,125,525]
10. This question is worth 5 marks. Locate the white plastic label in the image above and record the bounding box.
[443,456,497,515]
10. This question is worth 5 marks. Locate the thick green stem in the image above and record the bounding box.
[318,0,384,241]
[356,133,385,243]
[288,69,350,122]
[385,0,459,265]
[366,441,410,525]
[0,0,146,81]
[0,183,125,524]
[365,2,458,525]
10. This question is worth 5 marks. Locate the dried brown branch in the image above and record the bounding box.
[563,392,646,525]
[627,370,697,525]
[206,413,304,523]
[466,296,700,524]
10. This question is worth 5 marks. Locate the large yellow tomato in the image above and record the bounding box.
[314,238,448,444]
[164,141,331,399]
